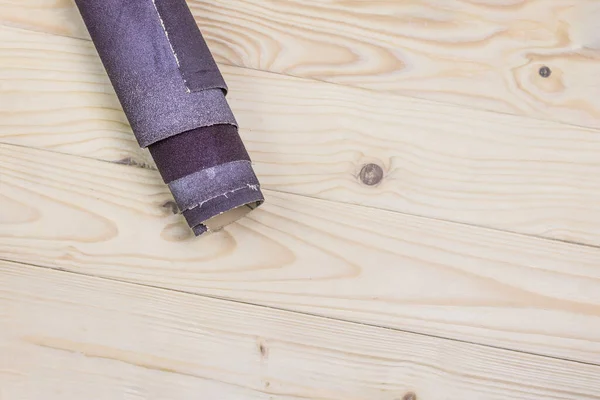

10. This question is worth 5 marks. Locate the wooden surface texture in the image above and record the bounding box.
[1,0,599,398]
[1,141,600,364]
[3,25,600,247]
[3,0,600,129]
[3,261,600,400]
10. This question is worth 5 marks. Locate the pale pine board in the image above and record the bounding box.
[3,26,600,247]
[3,262,600,400]
[1,143,600,364]
[2,0,600,129]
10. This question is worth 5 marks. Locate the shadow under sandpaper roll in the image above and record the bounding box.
[74,0,264,236]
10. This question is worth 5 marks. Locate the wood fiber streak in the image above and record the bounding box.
[2,25,600,246]
[2,0,600,128]
[0,143,599,363]
[2,262,600,400]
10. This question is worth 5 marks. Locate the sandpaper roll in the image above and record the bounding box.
[74,0,264,235]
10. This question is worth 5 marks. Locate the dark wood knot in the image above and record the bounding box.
[402,392,417,400]
[539,66,552,78]
[359,163,384,186]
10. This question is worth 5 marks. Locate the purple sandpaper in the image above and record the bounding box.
[74,0,264,236]
[74,0,236,147]
[148,124,250,184]
[183,180,264,235]
[168,160,259,211]
[153,0,227,93]
[178,160,263,234]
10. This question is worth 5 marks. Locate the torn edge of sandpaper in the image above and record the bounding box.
[187,186,264,235]
[171,161,264,234]
[152,0,227,94]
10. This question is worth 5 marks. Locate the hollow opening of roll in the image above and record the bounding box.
[201,201,262,232]
[179,162,265,236]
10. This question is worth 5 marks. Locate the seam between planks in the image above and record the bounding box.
[4,255,600,370]
[3,20,600,136]
[2,139,599,252]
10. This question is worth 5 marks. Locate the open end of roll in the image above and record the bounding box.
[181,175,265,237]
[203,201,261,232]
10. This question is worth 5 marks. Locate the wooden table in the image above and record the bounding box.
[1,1,600,398]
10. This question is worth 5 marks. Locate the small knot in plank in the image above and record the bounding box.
[359,163,384,186]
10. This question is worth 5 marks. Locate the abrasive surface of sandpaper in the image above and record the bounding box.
[74,0,264,236]
[153,0,227,93]
[75,0,236,147]
[149,124,250,183]
[168,160,260,211]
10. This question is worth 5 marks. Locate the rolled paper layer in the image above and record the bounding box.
[152,0,228,93]
[168,160,259,211]
[74,0,235,147]
[184,185,264,236]
[174,160,263,234]
[74,0,264,235]
[148,124,251,184]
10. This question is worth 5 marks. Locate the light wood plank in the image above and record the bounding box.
[0,0,85,40]
[2,0,600,129]
[1,142,600,363]
[3,261,600,400]
[3,25,600,246]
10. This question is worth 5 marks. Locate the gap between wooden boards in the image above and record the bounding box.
[3,24,600,248]
[2,0,600,130]
[2,259,600,400]
[1,142,600,364]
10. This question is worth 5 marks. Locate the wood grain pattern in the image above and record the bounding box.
[3,25,600,246]
[1,142,600,363]
[3,261,600,400]
[0,25,135,162]
[3,0,600,393]
[2,0,600,129]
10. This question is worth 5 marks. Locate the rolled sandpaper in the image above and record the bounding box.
[74,0,264,235]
